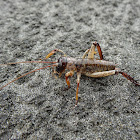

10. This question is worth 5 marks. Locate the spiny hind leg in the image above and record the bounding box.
[85,68,140,86]
[82,43,97,59]
[82,42,104,60]
[87,43,97,59]
[85,68,121,78]
[82,49,90,59]
[85,70,116,78]
[115,69,140,86]
[93,42,104,60]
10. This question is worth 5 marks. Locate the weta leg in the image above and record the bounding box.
[82,49,90,59]
[82,43,97,59]
[93,42,104,60]
[85,70,116,77]
[87,44,97,59]
[115,71,140,86]
[82,42,104,60]
[75,73,81,105]
[51,67,58,79]
[45,49,66,59]
[65,71,74,89]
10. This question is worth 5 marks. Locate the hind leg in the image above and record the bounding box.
[93,42,104,60]
[115,69,140,86]
[82,42,104,60]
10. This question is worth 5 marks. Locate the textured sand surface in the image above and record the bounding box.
[0,0,140,139]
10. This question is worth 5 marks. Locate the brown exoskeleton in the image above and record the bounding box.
[0,42,140,105]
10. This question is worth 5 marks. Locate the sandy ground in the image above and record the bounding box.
[0,0,140,139]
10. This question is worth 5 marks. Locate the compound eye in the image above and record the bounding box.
[56,57,67,73]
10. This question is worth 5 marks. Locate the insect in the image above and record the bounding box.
[0,42,140,105]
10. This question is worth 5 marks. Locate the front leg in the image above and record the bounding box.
[75,73,81,105]
[45,49,66,59]
[65,71,74,89]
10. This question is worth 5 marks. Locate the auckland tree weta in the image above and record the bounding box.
[0,42,140,105]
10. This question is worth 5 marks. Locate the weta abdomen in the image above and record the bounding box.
[82,59,116,74]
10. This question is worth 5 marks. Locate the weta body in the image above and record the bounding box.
[46,42,139,105]
[0,42,139,105]
[57,57,117,77]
